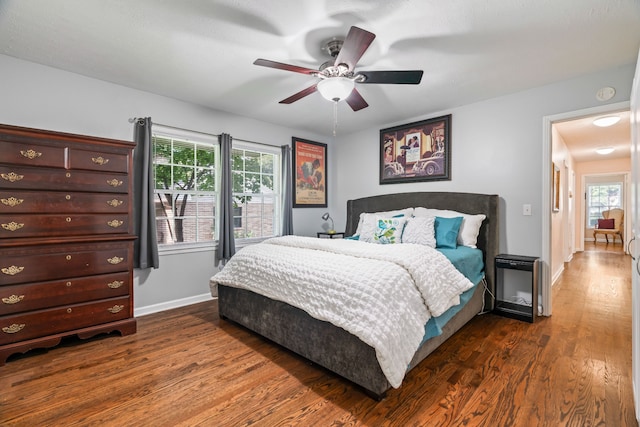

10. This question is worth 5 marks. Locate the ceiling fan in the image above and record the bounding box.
[254,26,424,112]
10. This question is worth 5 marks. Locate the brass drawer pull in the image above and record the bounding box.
[1,266,24,276]
[107,256,124,265]
[1,172,24,182]
[1,222,24,231]
[108,305,124,314]
[66,217,72,223]
[20,149,42,159]
[106,179,123,187]
[2,295,24,304]
[1,197,24,207]
[65,172,71,178]
[107,199,123,207]
[107,280,124,289]
[2,324,25,334]
[65,195,71,200]
[107,220,124,228]
[92,156,110,165]
[66,308,72,313]
[66,255,72,261]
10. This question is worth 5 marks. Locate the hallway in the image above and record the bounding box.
[550,242,635,425]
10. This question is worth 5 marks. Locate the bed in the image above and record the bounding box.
[210,191,499,399]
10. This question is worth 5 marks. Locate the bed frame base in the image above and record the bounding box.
[215,191,499,398]
[218,282,485,398]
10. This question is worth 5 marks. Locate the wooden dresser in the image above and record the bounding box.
[0,124,137,365]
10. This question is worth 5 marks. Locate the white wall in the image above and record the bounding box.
[549,125,579,285]
[0,54,328,314]
[333,64,636,263]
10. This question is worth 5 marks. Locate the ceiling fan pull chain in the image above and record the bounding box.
[333,100,338,136]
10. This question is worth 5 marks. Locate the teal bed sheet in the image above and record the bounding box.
[421,246,485,344]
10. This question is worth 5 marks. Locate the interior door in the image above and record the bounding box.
[630,48,640,422]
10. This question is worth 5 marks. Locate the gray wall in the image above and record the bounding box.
[1,53,636,315]
[333,64,635,258]
[0,54,328,315]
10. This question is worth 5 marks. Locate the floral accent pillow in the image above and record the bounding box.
[354,208,414,236]
[372,217,407,244]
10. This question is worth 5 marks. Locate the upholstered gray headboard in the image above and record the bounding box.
[346,192,500,310]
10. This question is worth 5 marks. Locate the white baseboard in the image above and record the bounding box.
[134,293,215,317]
[551,264,565,286]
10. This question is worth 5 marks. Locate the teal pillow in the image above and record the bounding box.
[345,234,360,240]
[434,216,463,249]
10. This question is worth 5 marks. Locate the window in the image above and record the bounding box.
[231,144,280,240]
[152,128,281,246]
[153,133,217,245]
[586,182,623,228]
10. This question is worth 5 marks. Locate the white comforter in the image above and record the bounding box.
[211,235,474,388]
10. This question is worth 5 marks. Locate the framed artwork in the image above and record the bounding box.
[380,114,452,184]
[292,137,327,208]
[552,162,560,212]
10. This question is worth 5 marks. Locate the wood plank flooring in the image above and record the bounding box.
[1,244,637,426]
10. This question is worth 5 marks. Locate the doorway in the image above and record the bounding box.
[542,101,631,316]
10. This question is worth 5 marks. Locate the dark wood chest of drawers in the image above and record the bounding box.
[0,124,137,364]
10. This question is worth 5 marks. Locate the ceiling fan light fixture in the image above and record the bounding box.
[593,115,621,127]
[317,77,354,102]
[595,147,615,155]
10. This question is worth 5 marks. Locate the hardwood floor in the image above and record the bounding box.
[1,245,637,426]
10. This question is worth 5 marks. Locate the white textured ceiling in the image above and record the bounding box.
[0,0,639,147]
[555,111,631,163]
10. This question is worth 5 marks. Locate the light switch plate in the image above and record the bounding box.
[523,204,532,216]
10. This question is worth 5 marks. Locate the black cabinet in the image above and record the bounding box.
[494,254,539,323]
[317,232,345,239]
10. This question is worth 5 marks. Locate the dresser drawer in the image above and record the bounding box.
[0,190,129,214]
[0,271,130,315]
[0,140,66,168]
[0,165,129,193]
[69,148,130,173]
[0,214,130,239]
[0,296,131,345]
[0,241,133,286]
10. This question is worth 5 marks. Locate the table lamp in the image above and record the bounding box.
[321,212,335,234]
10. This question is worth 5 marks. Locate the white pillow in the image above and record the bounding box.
[402,216,436,247]
[359,216,407,244]
[413,207,486,248]
[354,208,414,236]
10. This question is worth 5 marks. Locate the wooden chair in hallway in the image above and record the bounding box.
[593,208,624,244]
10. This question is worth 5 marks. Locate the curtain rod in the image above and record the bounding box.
[233,137,286,149]
[129,118,219,138]
[128,117,286,148]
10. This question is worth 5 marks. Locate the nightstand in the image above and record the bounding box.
[494,254,539,323]
[317,232,345,239]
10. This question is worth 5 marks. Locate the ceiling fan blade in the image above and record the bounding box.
[279,85,318,104]
[254,58,318,75]
[334,26,376,71]
[357,70,424,84]
[345,88,369,111]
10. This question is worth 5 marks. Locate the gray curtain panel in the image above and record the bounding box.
[218,133,236,264]
[281,144,294,236]
[133,117,160,269]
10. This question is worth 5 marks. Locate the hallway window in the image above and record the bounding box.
[587,182,622,227]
